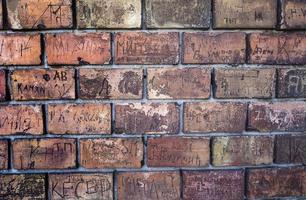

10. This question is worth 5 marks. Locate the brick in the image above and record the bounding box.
[7,0,72,29]
[147,67,211,99]
[115,103,180,134]
[147,136,210,167]
[79,68,143,100]
[0,70,5,101]
[277,68,306,98]
[214,0,277,28]
[183,170,244,200]
[0,140,8,170]
[249,33,306,64]
[184,102,247,133]
[215,68,275,98]
[183,32,246,64]
[12,138,76,170]
[0,0,2,29]
[49,173,113,200]
[146,0,211,28]
[0,105,43,135]
[48,103,111,134]
[118,171,180,200]
[281,0,306,29]
[115,32,179,64]
[212,136,274,166]
[0,34,41,65]
[247,167,306,199]
[248,102,306,132]
[80,138,143,169]
[46,33,111,65]
[275,135,306,164]
[77,0,141,28]
[11,68,75,100]
[0,174,45,199]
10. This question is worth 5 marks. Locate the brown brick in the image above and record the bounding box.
[0,105,43,135]
[277,68,306,98]
[12,138,76,170]
[184,102,247,133]
[0,174,45,199]
[115,32,179,64]
[11,68,75,100]
[77,0,141,28]
[275,135,306,164]
[183,170,244,200]
[212,136,274,166]
[7,0,72,29]
[281,0,306,29]
[0,34,41,65]
[183,32,246,64]
[147,136,210,167]
[214,0,277,28]
[248,102,306,132]
[0,140,8,170]
[249,33,306,64]
[0,70,5,101]
[79,68,143,100]
[247,167,306,199]
[80,138,143,169]
[146,0,211,28]
[49,173,113,200]
[118,171,180,200]
[48,103,111,134]
[46,33,111,65]
[147,67,211,99]
[215,68,275,98]
[115,103,180,134]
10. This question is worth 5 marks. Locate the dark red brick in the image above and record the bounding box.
[0,70,5,101]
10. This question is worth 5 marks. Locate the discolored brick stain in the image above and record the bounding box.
[146,0,211,28]
[118,171,180,200]
[0,174,45,200]
[77,0,141,28]
[0,140,8,170]
[80,138,143,169]
[183,170,245,200]
[281,0,306,29]
[247,167,306,199]
[0,70,5,101]
[147,67,211,99]
[115,103,180,134]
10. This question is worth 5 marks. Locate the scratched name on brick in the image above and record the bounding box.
[278,68,306,98]
[282,0,306,29]
[0,140,8,169]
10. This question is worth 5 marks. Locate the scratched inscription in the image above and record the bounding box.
[49,173,113,200]
[278,68,306,98]
[0,70,5,100]
[281,0,306,29]
[0,140,8,170]
[118,172,180,200]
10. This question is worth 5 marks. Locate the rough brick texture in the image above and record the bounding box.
[0,70,5,101]
[281,0,306,29]
[0,140,8,170]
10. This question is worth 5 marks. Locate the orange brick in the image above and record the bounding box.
[281,0,306,29]
[0,140,8,170]
[0,70,5,101]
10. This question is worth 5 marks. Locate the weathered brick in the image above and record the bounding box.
[0,34,41,65]
[215,68,275,98]
[48,103,111,134]
[277,68,306,98]
[146,0,211,28]
[80,138,143,169]
[12,138,76,170]
[275,135,306,164]
[7,0,72,29]
[0,105,43,135]
[281,0,306,29]
[0,70,5,101]
[184,102,247,133]
[183,32,246,64]
[118,171,180,200]
[115,103,180,134]
[247,167,306,199]
[79,68,143,100]
[248,102,306,132]
[147,67,211,99]
[0,174,45,199]
[214,0,277,28]
[212,136,273,166]
[147,136,210,167]
[11,68,75,100]
[49,173,113,200]
[115,32,179,64]
[77,0,141,28]
[46,33,111,65]
[0,140,8,170]
[249,33,306,64]
[183,170,245,200]
[0,0,2,29]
